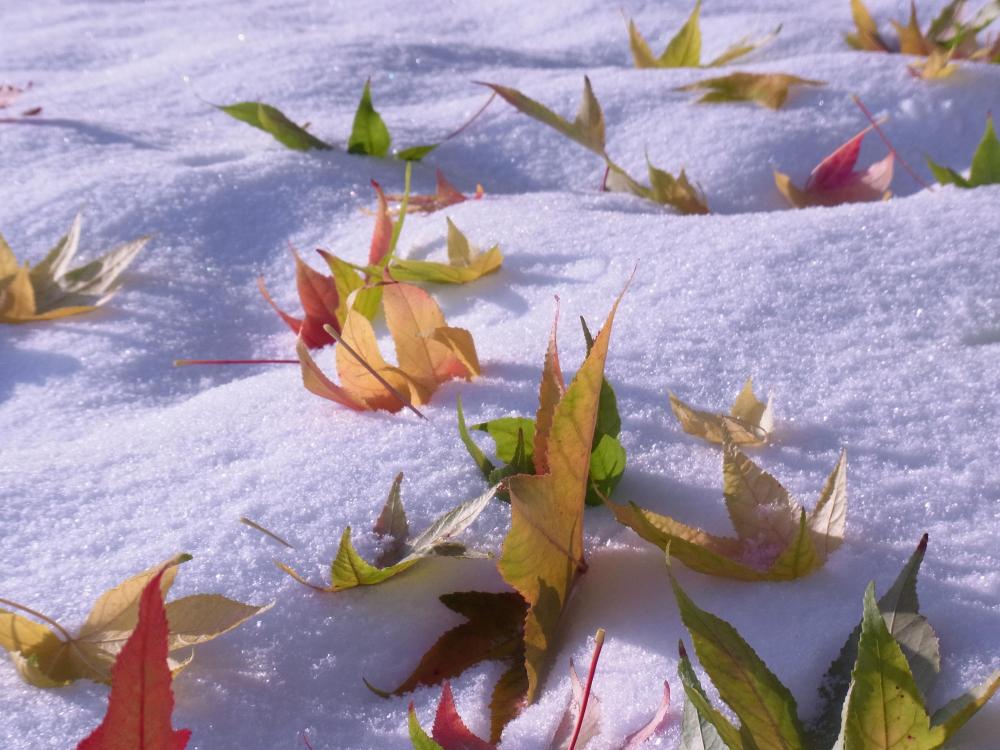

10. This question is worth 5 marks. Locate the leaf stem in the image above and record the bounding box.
[442,91,497,142]
[568,628,606,750]
[386,160,413,260]
[0,597,74,643]
[851,95,933,191]
[240,517,294,548]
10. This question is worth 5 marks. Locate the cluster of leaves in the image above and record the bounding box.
[774,122,895,208]
[483,77,709,214]
[626,1,780,69]
[458,315,626,506]
[407,630,672,750]
[671,535,1000,750]
[927,114,1000,187]
[278,473,497,591]
[0,82,42,117]
[220,78,466,159]
[0,554,268,688]
[1,212,149,324]
[847,0,1000,77]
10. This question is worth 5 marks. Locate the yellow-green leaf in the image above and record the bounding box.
[670,378,773,445]
[678,72,823,110]
[389,219,503,284]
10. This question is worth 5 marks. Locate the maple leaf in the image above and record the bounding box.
[258,249,342,349]
[677,72,824,110]
[0,554,270,688]
[627,2,780,69]
[377,590,529,744]
[386,169,485,215]
[0,213,149,324]
[606,437,847,581]
[774,122,894,208]
[217,101,333,151]
[457,316,626,506]
[75,568,191,750]
[927,114,1000,187]
[296,280,480,413]
[499,287,627,704]
[278,473,497,591]
[481,77,708,213]
[672,534,1000,750]
[387,219,503,285]
[670,379,773,446]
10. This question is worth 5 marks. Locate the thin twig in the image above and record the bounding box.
[852,94,933,191]
[240,517,294,548]
[0,597,74,643]
[322,324,427,420]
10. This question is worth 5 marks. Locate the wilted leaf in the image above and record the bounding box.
[217,101,332,151]
[387,169,485,215]
[389,219,503,284]
[499,286,627,702]
[927,114,1000,187]
[628,2,778,69]
[671,570,807,749]
[75,569,191,750]
[297,281,480,412]
[0,555,269,688]
[383,591,529,743]
[775,122,894,208]
[278,476,497,591]
[0,213,149,324]
[607,441,847,581]
[678,72,824,109]
[670,378,773,445]
[348,79,392,157]
[258,249,341,349]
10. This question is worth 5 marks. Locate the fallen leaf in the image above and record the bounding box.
[620,681,672,749]
[627,2,779,68]
[927,114,1000,187]
[258,249,341,349]
[669,378,773,445]
[297,280,480,412]
[606,439,847,581]
[910,48,959,78]
[499,287,627,703]
[348,78,392,157]
[678,72,824,109]
[386,169,485,215]
[458,315,626,507]
[380,590,528,744]
[0,555,269,688]
[75,568,191,750]
[845,0,891,51]
[774,122,894,208]
[217,101,333,151]
[389,219,503,285]
[278,476,497,591]
[0,212,149,324]
[430,682,497,750]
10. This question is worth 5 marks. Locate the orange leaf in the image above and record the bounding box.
[76,569,191,750]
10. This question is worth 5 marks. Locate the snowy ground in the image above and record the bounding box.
[2,1,1000,748]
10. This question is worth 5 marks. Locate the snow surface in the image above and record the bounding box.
[2,0,1000,748]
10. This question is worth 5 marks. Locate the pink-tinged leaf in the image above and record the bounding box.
[618,682,671,749]
[369,180,394,265]
[387,169,485,215]
[76,569,191,750]
[806,126,869,192]
[258,251,341,349]
[431,681,497,750]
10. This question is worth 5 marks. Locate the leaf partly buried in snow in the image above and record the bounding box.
[0,213,149,324]
[775,122,894,208]
[297,281,480,412]
[381,591,529,744]
[0,555,269,688]
[278,475,497,591]
[387,219,503,285]
[386,169,485,215]
[606,439,847,581]
[627,2,779,69]
[499,287,627,702]
[75,568,191,750]
[678,72,824,109]
[406,681,497,750]
[218,101,333,151]
[670,378,773,445]
[347,78,392,157]
[927,115,1000,188]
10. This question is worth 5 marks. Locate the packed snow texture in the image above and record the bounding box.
[2,0,1000,748]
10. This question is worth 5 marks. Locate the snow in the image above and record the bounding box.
[2,0,1000,748]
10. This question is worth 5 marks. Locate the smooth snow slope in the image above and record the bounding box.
[2,1,1000,748]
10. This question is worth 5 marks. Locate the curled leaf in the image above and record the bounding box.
[217,101,332,151]
[670,378,773,445]
[258,250,341,349]
[678,72,824,110]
